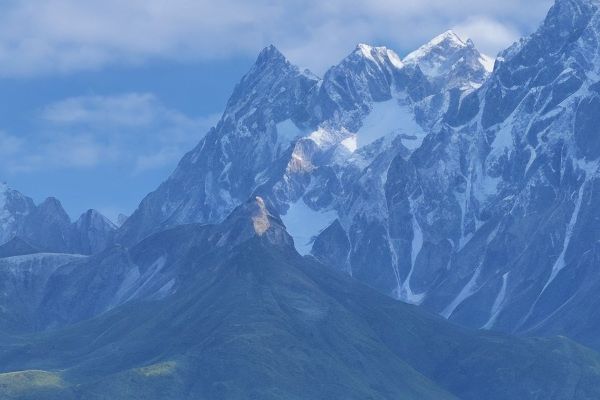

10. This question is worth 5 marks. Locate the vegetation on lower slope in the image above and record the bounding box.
[1,225,600,399]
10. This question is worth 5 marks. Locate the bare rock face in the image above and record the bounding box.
[251,197,271,236]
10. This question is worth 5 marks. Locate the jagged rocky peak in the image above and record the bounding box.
[354,43,404,69]
[223,44,319,125]
[405,30,478,65]
[312,42,422,126]
[38,196,68,215]
[543,0,599,38]
[252,44,317,77]
[404,30,494,89]
[24,197,73,253]
[500,0,599,66]
[217,196,293,248]
[32,197,72,232]
[74,209,116,254]
[76,209,116,230]
[323,42,404,88]
[0,183,35,244]
[222,195,275,235]
[481,0,600,129]
[256,44,287,64]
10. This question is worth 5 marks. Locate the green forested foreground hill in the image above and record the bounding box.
[1,200,600,400]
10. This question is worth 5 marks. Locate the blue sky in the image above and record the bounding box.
[0,0,552,222]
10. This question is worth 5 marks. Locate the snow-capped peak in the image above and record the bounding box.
[256,44,287,64]
[241,44,295,81]
[403,30,493,89]
[221,43,319,123]
[404,30,466,64]
[478,54,495,73]
[428,30,466,48]
[355,43,404,68]
[355,43,404,69]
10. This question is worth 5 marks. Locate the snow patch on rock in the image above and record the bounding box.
[276,119,303,148]
[282,199,338,255]
[442,263,482,319]
[482,272,509,330]
[356,99,426,149]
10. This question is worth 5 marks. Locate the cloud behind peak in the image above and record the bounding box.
[0,0,552,76]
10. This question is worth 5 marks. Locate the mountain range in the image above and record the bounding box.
[2,0,600,398]
[0,183,116,255]
[112,0,600,349]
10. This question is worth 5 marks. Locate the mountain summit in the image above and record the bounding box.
[404,30,493,89]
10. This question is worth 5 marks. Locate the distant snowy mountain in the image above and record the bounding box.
[403,30,494,90]
[0,183,115,255]
[0,183,34,245]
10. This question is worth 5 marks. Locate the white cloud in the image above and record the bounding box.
[42,93,161,126]
[0,93,219,174]
[0,0,553,76]
[452,16,522,56]
[0,131,23,157]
